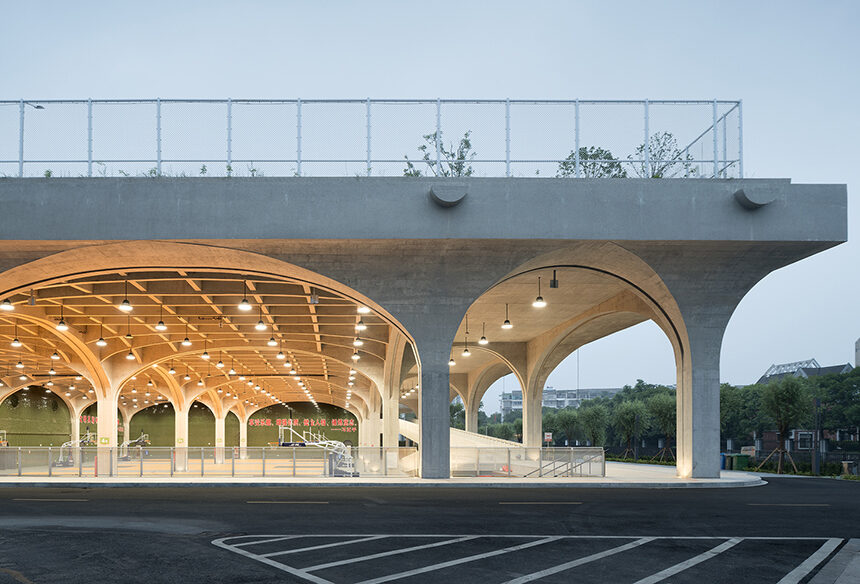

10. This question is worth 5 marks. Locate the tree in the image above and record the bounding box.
[579,404,609,447]
[555,408,579,446]
[612,401,649,458]
[759,377,811,474]
[647,393,676,461]
[449,400,465,429]
[403,131,476,177]
[557,146,627,178]
[628,131,696,178]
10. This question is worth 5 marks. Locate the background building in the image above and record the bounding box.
[500,386,622,418]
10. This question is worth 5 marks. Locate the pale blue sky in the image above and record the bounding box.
[2,1,857,411]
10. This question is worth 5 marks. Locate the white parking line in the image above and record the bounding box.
[212,537,335,584]
[263,536,386,558]
[356,536,562,584]
[499,501,582,505]
[11,498,88,502]
[777,538,843,584]
[631,538,742,584]
[503,537,654,584]
[304,536,478,571]
[246,500,329,504]
[233,535,302,548]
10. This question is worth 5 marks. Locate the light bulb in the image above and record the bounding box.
[155,320,167,331]
[277,351,285,360]
[267,337,277,347]
[96,337,107,347]
[238,298,252,311]
[118,298,133,312]
[10,338,21,348]
[351,352,360,361]
[182,337,192,346]
[197,380,204,386]
[501,319,513,330]
[216,360,224,369]
[255,319,267,331]
[0,298,13,311]
[19,375,27,381]
[56,320,68,331]
[478,336,489,345]
[169,367,176,375]
[15,361,23,369]
[201,351,210,360]
[51,351,60,360]
[228,368,236,375]
[184,374,191,381]
[355,319,367,332]
[353,337,364,347]
[126,351,135,360]
[49,368,56,375]
[532,296,547,308]
[448,358,456,367]
[462,347,471,357]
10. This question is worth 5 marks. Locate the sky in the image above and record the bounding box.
[2,1,857,412]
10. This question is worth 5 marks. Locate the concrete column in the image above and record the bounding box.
[174,406,189,471]
[676,321,724,479]
[96,394,117,477]
[122,418,131,445]
[214,414,226,464]
[418,339,452,479]
[382,392,400,447]
[70,407,81,467]
[239,415,248,459]
[464,398,479,434]
[522,389,543,447]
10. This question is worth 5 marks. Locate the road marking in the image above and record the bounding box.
[747,503,831,507]
[246,500,329,504]
[0,568,37,584]
[356,536,562,584]
[502,537,654,584]
[233,535,302,548]
[631,538,742,584]
[212,537,334,584]
[777,538,843,584]
[305,536,478,572]
[263,536,386,558]
[499,501,582,505]
[11,498,88,502]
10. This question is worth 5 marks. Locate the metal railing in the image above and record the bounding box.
[0,445,605,478]
[0,98,741,179]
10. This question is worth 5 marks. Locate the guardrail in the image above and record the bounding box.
[0,445,605,478]
[0,98,741,179]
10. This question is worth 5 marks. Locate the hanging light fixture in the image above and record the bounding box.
[96,323,107,346]
[183,369,191,381]
[0,298,13,311]
[448,357,456,367]
[501,303,513,329]
[197,379,204,386]
[49,367,56,375]
[267,336,277,347]
[479,322,489,345]
[228,358,236,376]
[118,280,133,312]
[353,337,364,347]
[50,351,60,360]
[201,340,209,360]
[56,303,68,331]
[462,339,471,358]
[155,305,167,331]
[532,276,547,308]
[182,323,192,346]
[126,350,135,360]
[355,318,367,332]
[357,305,371,314]
[351,351,360,361]
[15,360,24,369]
[277,340,285,359]
[238,280,252,311]
[168,362,176,375]
[10,322,21,347]
[216,351,224,369]
[255,306,267,331]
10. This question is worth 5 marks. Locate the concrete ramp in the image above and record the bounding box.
[399,419,522,448]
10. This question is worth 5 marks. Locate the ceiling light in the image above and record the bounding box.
[238,280,252,311]
[146,380,153,387]
[217,388,223,393]
[75,375,82,380]
[182,337,192,346]
[56,319,68,331]
[169,365,176,375]
[184,373,191,381]
[462,346,471,357]
[238,375,245,381]
[448,358,456,367]
[255,319,266,331]
[357,305,371,314]
[155,320,167,331]
[349,369,356,375]
[0,298,13,311]
[197,379,204,386]
[267,337,277,347]
[46,381,53,387]
[277,351,285,360]
[131,387,137,393]
[49,367,56,375]
[501,303,513,329]
[96,336,107,347]
[19,375,26,381]
[16,361,24,369]
[532,276,547,308]
[11,337,21,348]
[216,360,224,369]
[348,375,355,381]
[355,319,367,332]
[348,381,354,387]
[201,351,209,360]
[228,367,236,375]
[351,351,360,361]
[126,350,135,360]
[479,322,489,345]
[290,369,297,375]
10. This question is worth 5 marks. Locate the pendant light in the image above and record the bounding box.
[51,350,60,360]
[182,323,192,346]
[501,303,513,329]
[532,276,547,308]
[228,358,236,376]
[124,315,133,340]
[255,306,267,331]
[448,357,456,367]
[355,318,367,332]
[216,351,224,368]
[351,351,360,361]
[126,349,135,360]
[267,336,277,347]
[168,362,176,375]
[49,367,56,375]
[184,368,191,381]
[357,305,371,314]
[118,280,133,312]
[201,340,210,360]
[238,280,252,311]
[96,323,107,346]
[0,298,13,311]
[276,341,285,360]
[16,360,24,369]
[11,323,21,347]
[462,336,471,358]
[155,304,167,331]
[353,337,364,347]
[479,322,489,345]
[56,303,68,331]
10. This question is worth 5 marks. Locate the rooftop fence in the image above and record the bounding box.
[1,99,741,179]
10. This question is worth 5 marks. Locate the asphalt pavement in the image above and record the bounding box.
[0,477,856,583]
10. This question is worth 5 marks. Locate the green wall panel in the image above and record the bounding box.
[247,402,358,447]
[129,403,175,446]
[0,387,71,447]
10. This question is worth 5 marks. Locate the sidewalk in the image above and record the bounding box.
[0,462,764,489]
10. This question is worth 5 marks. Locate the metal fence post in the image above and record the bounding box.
[231,448,235,477]
[261,447,266,477]
[569,448,574,477]
[226,98,232,173]
[435,98,442,171]
[18,100,24,178]
[201,447,205,477]
[738,100,744,178]
[539,448,543,477]
[475,449,480,477]
[139,446,143,477]
[87,99,93,177]
[505,98,511,177]
[722,115,727,178]
[292,447,297,477]
[17,447,21,476]
[79,447,83,477]
[170,447,174,477]
[48,447,52,477]
[643,99,650,178]
[507,449,511,477]
[110,447,114,477]
[366,97,372,176]
[156,98,162,175]
[574,99,581,178]
[296,98,302,176]
[712,99,719,178]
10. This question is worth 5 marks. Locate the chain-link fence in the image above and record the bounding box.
[0,99,741,179]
